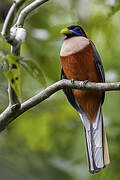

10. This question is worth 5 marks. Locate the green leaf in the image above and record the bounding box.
[3,54,21,98]
[0,35,10,55]
[20,59,46,87]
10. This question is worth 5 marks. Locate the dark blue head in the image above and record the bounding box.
[60,25,87,39]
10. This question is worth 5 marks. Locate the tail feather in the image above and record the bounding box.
[103,124,110,166]
[79,107,110,174]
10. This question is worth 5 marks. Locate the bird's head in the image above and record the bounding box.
[60,25,87,39]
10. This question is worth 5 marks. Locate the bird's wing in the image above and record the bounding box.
[61,67,91,129]
[61,68,80,111]
[90,41,105,83]
[90,41,105,104]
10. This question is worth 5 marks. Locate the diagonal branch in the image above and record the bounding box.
[0,79,120,132]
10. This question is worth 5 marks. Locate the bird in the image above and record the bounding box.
[60,25,110,174]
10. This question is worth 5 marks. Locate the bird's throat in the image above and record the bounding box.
[60,36,90,56]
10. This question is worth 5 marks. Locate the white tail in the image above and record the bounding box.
[79,107,110,174]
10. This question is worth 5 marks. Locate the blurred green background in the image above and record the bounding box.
[0,0,120,179]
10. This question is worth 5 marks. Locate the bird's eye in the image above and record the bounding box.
[76,28,80,32]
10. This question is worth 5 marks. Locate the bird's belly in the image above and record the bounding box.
[60,47,102,121]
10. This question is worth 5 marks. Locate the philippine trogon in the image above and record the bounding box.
[60,25,110,174]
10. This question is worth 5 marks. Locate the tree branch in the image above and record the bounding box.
[1,0,26,43]
[8,45,21,107]
[0,79,120,132]
[1,0,26,108]
[16,0,49,27]
[1,0,48,108]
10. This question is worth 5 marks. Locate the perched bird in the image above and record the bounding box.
[60,25,110,174]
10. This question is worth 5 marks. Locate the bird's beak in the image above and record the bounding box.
[60,28,72,35]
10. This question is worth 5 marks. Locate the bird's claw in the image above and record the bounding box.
[71,79,88,86]
[83,80,88,85]
[71,79,75,84]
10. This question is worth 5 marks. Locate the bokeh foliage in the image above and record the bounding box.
[0,0,120,179]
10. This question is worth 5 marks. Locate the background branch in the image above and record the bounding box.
[1,0,49,108]
[8,45,21,107]
[16,0,49,27]
[0,79,120,132]
[1,0,26,42]
[1,0,26,108]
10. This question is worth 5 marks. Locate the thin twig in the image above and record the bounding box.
[8,45,21,106]
[1,0,26,107]
[0,79,120,132]
[16,0,49,27]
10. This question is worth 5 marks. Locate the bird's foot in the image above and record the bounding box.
[71,79,75,84]
[71,79,88,86]
[83,80,88,85]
